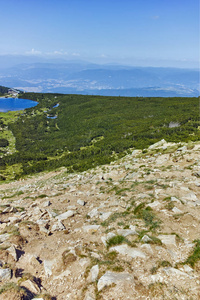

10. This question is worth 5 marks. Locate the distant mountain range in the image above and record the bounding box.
[0,55,199,97]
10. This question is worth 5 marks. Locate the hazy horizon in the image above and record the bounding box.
[0,0,199,69]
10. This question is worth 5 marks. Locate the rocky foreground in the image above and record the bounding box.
[0,139,200,299]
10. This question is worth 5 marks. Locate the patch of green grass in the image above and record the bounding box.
[134,203,161,231]
[2,190,24,199]
[1,224,20,236]
[37,194,48,198]
[101,211,130,227]
[184,240,200,267]
[133,203,146,215]
[150,260,172,274]
[110,265,124,272]
[0,282,26,296]
[115,188,130,195]
[104,251,118,261]
[165,201,175,211]
[106,235,126,248]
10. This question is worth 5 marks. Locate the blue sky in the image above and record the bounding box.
[0,0,199,67]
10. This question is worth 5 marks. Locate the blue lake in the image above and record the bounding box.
[0,98,38,112]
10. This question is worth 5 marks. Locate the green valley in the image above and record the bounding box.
[0,92,199,181]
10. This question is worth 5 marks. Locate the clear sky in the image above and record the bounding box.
[0,0,199,67]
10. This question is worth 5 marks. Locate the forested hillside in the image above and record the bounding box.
[0,93,199,181]
[0,85,9,96]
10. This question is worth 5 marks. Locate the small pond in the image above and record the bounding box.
[0,98,38,112]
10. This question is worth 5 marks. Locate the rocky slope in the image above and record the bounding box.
[0,139,200,299]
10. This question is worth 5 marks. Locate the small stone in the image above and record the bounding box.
[29,256,41,269]
[117,229,137,237]
[0,268,11,280]
[39,226,50,235]
[88,208,99,218]
[83,225,100,233]
[163,267,190,277]
[150,274,164,283]
[141,235,152,243]
[97,271,133,291]
[44,260,55,276]
[177,146,187,152]
[77,199,85,206]
[0,233,10,242]
[148,139,167,150]
[7,245,18,261]
[52,221,66,232]
[88,264,99,282]
[148,201,161,208]
[3,207,17,213]
[84,293,96,300]
[99,212,112,221]
[182,265,193,273]
[110,244,146,259]
[182,192,197,202]
[56,210,75,221]
[125,163,132,170]
[172,207,182,213]
[47,209,58,218]
[43,200,51,207]
[53,269,71,280]
[20,279,40,294]
[158,235,176,246]
[171,196,180,203]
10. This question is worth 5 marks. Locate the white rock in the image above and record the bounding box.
[171,196,181,203]
[99,212,112,221]
[89,264,99,282]
[177,146,187,152]
[110,244,146,259]
[77,199,85,206]
[20,279,40,294]
[88,208,99,218]
[39,226,50,235]
[150,274,164,283]
[158,235,176,246]
[148,139,167,150]
[7,245,18,261]
[141,235,152,243]
[83,225,100,233]
[0,268,11,280]
[51,221,66,231]
[84,293,96,300]
[0,233,10,242]
[148,201,161,208]
[117,229,137,237]
[182,192,197,202]
[163,267,191,277]
[182,265,193,273]
[56,210,75,221]
[44,259,55,276]
[172,207,182,213]
[132,150,141,156]
[98,271,133,291]
[156,155,169,165]
[47,209,57,218]
[141,244,153,253]
[43,200,51,207]
[125,163,132,170]
[53,269,71,280]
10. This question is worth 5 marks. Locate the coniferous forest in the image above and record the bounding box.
[0,92,199,181]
